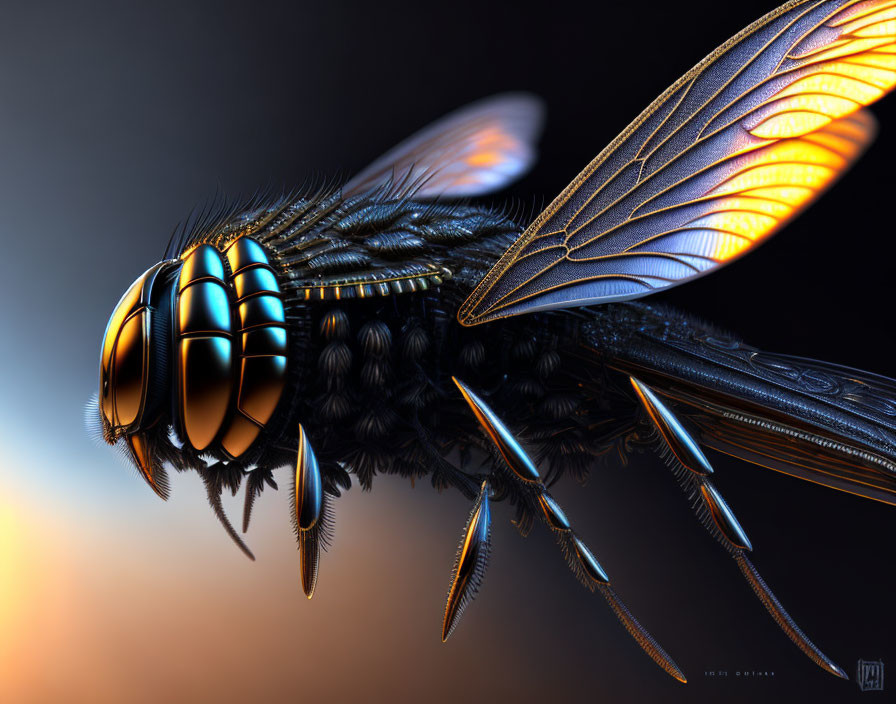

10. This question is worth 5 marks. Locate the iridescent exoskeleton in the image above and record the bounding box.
[93,0,896,683]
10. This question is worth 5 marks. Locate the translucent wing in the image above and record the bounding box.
[459,0,896,325]
[342,93,544,199]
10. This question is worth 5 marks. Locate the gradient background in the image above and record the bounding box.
[1,1,894,702]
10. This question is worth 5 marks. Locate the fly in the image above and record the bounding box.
[90,0,896,684]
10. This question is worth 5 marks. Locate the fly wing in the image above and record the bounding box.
[689,350,896,503]
[590,306,896,505]
[342,93,544,199]
[459,0,896,325]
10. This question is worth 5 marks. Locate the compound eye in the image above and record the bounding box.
[100,276,143,425]
[112,309,149,428]
[98,260,174,431]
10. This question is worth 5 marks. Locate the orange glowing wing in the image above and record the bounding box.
[459,0,896,326]
[342,93,544,199]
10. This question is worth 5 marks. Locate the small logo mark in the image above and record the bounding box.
[857,659,884,692]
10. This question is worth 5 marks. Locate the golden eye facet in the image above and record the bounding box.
[112,310,148,428]
[98,261,174,434]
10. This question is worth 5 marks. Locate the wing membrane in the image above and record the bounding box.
[459,0,896,325]
[343,93,544,199]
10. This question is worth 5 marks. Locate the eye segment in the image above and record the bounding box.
[112,309,148,428]
[98,260,175,433]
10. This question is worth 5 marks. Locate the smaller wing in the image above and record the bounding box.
[342,93,544,199]
[595,308,896,506]
[660,349,896,506]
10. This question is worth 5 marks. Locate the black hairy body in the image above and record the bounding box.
[148,190,643,529]
[138,188,896,543]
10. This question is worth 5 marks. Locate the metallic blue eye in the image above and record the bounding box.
[233,266,279,300]
[238,295,285,329]
[178,281,232,334]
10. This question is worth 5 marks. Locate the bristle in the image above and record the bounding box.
[319,342,352,378]
[400,322,430,360]
[598,585,687,684]
[291,487,334,599]
[200,465,255,561]
[299,529,320,598]
[242,468,275,534]
[642,425,738,554]
[319,309,350,342]
[442,481,491,642]
[735,554,846,679]
[358,320,392,356]
[83,392,106,447]
[242,480,258,534]
[165,182,338,259]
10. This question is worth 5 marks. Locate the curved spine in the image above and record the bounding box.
[442,480,492,642]
[700,481,752,551]
[299,531,320,600]
[599,585,687,683]
[452,376,541,483]
[735,553,846,679]
[242,468,277,534]
[126,432,171,500]
[199,464,255,561]
[630,376,713,476]
[294,425,324,598]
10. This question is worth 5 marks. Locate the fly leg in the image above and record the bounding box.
[292,424,330,598]
[226,424,330,596]
[242,467,278,533]
[443,478,492,642]
[629,376,847,679]
[199,461,255,561]
[444,376,687,683]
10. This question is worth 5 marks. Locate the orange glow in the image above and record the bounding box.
[803,128,862,154]
[694,106,874,263]
[833,1,896,31]
[842,50,896,70]
[0,503,32,643]
[713,162,837,195]
[0,495,76,696]
[466,151,503,167]
[704,231,753,261]
[853,17,896,37]
[769,93,860,117]
[750,111,833,139]
[1,467,577,703]
[698,211,776,240]
[706,196,793,218]
[738,185,814,205]
[748,1,896,139]
[778,74,879,104]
